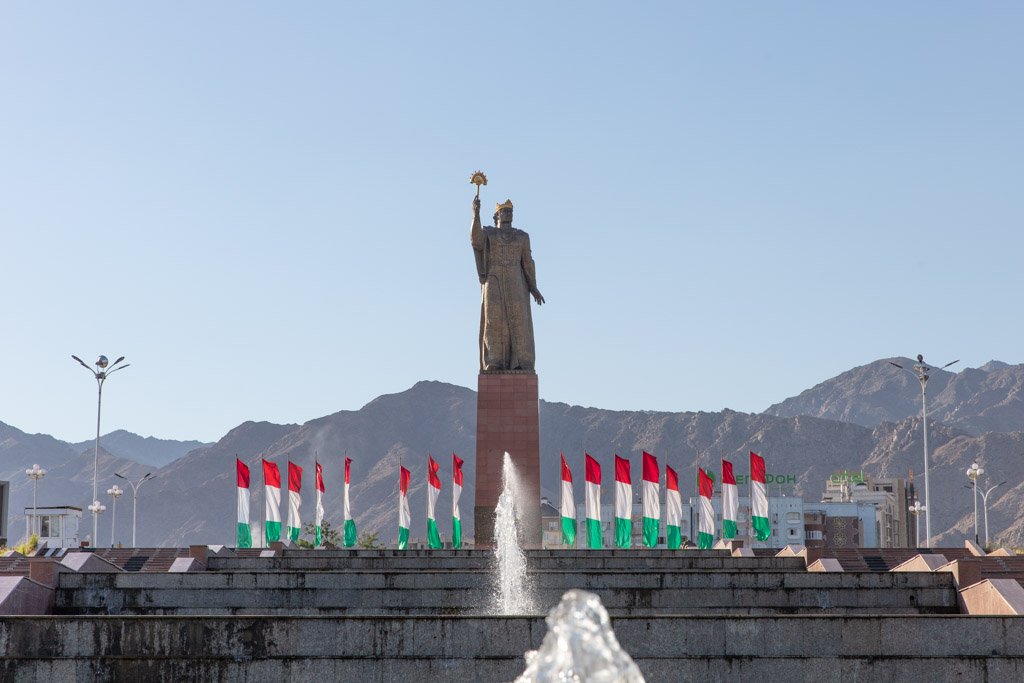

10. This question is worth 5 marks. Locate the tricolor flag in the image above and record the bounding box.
[722,458,738,539]
[584,454,602,549]
[560,453,576,547]
[287,461,302,542]
[262,459,282,544]
[665,465,682,550]
[398,466,411,549]
[641,452,659,548]
[236,458,252,548]
[452,453,464,549]
[698,467,714,549]
[750,451,771,542]
[426,456,442,549]
[614,455,632,549]
[343,457,356,547]
[314,461,325,547]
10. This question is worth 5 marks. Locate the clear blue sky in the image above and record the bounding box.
[2,4,1021,443]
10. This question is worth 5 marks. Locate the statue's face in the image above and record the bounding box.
[496,207,513,226]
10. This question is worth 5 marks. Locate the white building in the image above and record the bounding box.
[24,506,82,548]
[688,495,806,549]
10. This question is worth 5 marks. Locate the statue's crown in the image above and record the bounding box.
[495,199,514,211]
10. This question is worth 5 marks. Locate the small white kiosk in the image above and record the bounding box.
[24,506,82,548]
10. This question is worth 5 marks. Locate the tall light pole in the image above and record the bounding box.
[107,484,124,547]
[908,500,926,548]
[980,481,1006,547]
[25,464,47,538]
[966,462,984,545]
[72,354,130,546]
[114,472,154,547]
[890,354,958,546]
[87,499,106,543]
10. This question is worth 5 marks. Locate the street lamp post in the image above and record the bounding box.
[890,354,958,546]
[25,464,47,538]
[107,484,124,547]
[87,499,106,544]
[72,354,130,546]
[908,500,926,548]
[114,472,154,547]
[979,481,1006,547]
[966,462,984,545]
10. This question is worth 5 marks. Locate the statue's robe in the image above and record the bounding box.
[471,225,538,372]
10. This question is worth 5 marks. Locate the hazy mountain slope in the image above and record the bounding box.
[766,358,1024,434]
[71,430,209,468]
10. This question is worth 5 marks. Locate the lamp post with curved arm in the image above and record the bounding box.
[980,481,1006,547]
[72,354,129,546]
[890,354,958,546]
[114,472,154,547]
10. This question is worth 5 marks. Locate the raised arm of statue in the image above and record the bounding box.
[470,196,485,250]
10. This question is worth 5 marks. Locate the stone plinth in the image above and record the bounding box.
[475,372,540,547]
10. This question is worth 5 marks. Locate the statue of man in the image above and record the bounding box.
[471,196,545,372]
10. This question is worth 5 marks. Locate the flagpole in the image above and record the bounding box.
[234,454,239,548]
[261,455,266,549]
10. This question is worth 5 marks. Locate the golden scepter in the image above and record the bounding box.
[470,170,488,198]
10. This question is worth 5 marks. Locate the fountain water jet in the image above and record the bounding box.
[492,451,535,614]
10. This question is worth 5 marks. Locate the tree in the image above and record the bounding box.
[356,531,381,549]
[296,520,340,549]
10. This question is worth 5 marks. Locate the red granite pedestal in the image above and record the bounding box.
[474,372,541,548]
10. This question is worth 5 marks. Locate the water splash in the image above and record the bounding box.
[492,452,535,614]
[515,590,645,683]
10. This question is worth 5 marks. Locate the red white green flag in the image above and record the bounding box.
[262,459,281,544]
[314,461,325,547]
[641,452,659,548]
[722,458,738,539]
[665,465,682,550]
[426,455,442,549]
[584,453,602,549]
[614,455,632,549]
[452,453,463,549]
[236,458,252,549]
[398,466,411,549]
[698,467,714,549]
[560,453,576,547]
[286,461,302,542]
[343,457,356,547]
[750,451,771,541]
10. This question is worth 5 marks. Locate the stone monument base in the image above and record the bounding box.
[474,372,541,548]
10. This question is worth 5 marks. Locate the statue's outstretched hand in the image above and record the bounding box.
[533,290,545,305]
[472,196,481,216]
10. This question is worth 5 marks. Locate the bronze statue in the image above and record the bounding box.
[471,195,545,372]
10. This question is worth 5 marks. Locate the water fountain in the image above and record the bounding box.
[492,451,535,614]
[516,590,645,683]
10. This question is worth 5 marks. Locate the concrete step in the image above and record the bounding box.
[208,550,806,573]
[1,614,1020,682]
[54,570,958,615]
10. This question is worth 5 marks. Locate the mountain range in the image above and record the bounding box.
[2,357,1022,549]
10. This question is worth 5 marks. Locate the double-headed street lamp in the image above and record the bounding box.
[114,472,154,547]
[107,484,124,547]
[966,462,984,545]
[72,354,130,546]
[25,464,47,537]
[890,354,958,546]
[965,479,1007,548]
[908,500,926,548]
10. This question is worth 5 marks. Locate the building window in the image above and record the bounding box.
[785,512,801,523]
[40,515,60,538]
